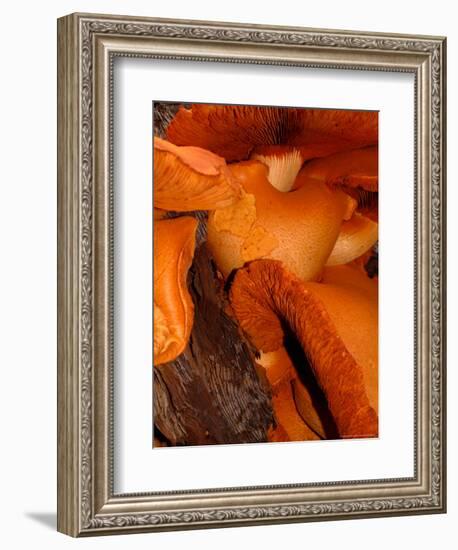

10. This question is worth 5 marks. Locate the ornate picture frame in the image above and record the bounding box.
[57,12,446,536]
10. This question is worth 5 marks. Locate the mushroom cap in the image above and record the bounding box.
[255,345,336,441]
[230,259,378,438]
[167,104,378,162]
[153,207,168,220]
[294,145,379,221]
[167,104,288,161]
[153,216,198,365]
[153,137,242,211]
[326,213,378,267]
[207,160,356,281]
[292,374,336,440]
[294,146,379,265]
[289,110,378,154]
[309,264,378,412]
[294,145,378,192]
[269,379,321,442]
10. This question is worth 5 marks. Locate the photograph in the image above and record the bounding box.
[55,11,446,536]
[0,0,451,545]
[153,103,379,447]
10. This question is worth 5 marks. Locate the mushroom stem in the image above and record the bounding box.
[230,259,378,438]
[251,146,304,192]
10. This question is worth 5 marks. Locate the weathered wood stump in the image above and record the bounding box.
[153,242,274,446]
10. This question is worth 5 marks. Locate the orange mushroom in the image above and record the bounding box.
[153,103,380,446]
[292,375,334,439]
[167,104,378,162]
[310,264,378,413]
[153,137,242,211]
[269,379,321,442]
[294,146,378,192]
[294,146,379,265]
[255,347,295,389]
[164,105,378,278]
[153,207,168,220]
[154,216,198,366]
[256,348,330,441]
[207,160,356,281]
[251,145,304,192]
[326,214,378,266]
[251,265,377,441]
[230,259,378,438]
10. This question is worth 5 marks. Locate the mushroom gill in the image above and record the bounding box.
[230,259,378,438]
[166,104,288,161]
[289,110,378,155]
[251,145,304,192]
[166,104,378,162]
[154,216,198,366]
[207,160,356,281]
[153,137,242,211]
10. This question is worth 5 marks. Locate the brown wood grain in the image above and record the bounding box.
[153,243,274,446]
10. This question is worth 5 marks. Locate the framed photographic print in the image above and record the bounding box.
[57,13,446,536]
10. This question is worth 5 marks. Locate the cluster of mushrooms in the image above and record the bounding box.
[153,104,378,443]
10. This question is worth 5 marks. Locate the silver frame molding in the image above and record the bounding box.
[57,12,446,537]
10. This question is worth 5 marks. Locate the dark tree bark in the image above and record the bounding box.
[153,102,191,138]
[153,243,274,446]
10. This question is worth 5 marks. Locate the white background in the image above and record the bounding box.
[116,60,414,492]
[0,1,454,549]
